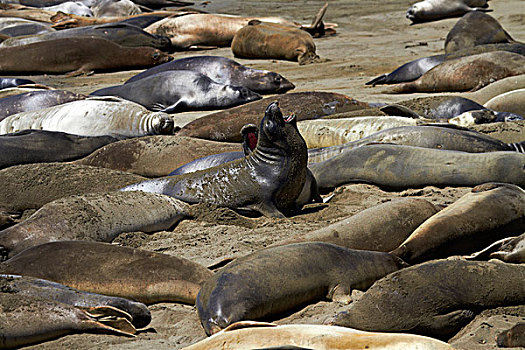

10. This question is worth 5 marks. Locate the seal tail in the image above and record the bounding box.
[382,82,418,94]
[365,74,388,86]
[508,141,525,153]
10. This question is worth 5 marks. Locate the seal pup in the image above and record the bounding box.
[1,274,151,328]
[0,90,86,121]
[91,0,141,17]
[178,92,370,142]
[0,97,175,137]
[444,11,514,53]
[0,130,118,169]
[497,323,525,348]
[406,0,490,24]
[232,20,319,65]
[275,198,439,251]
[484,88,525,116]
[390,183,525,263]
[184,322,454,350]
[196,242,407,335]
[330,259,525,338]
[0,163,146,211]
[74,135,241,177]
[90,71,262,113]
[0,191,191,259]
[0,241,214,305]
[122,102,308,218]
[309,144,525,190]
[0,37,171,76]
[125,56,295,94]
[387,51,525,93]
[0,77,35,89]
[0,293,136,348]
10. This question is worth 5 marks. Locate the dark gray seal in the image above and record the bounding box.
[196,242,407,335]
[90,70,262,113]
[0,22,54,36]
[309,144,525,190]
[122,102,308,218]
[0,274,151,328]
[331,259,525,338]
[125,56,295,94]
[0,77,35,90]
[445,11,515,54]
[0,130,118,169]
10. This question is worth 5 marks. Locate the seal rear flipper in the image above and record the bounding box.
[65,67,94,78]
[418,310,475,338]
[465,237,515,260]
[84,317,137,337]
[366,74,388,86]
[327,284,352,304]
[82,306,133,323]
[255,202,286,219]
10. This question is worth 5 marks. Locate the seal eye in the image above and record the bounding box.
[153,52,160,60]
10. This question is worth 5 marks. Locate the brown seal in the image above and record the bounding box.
[497,323,525,348]
[232,20,319,64]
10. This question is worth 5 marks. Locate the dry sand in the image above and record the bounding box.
[5,0,524,348]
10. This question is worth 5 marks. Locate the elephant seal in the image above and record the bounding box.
[1,274,151,328]
[90,71,262,113]
[0,77,35,89]
[0,191,191,259]
[144,14,299,49]
[469,232,525,263]
[184,322,454,350]
[74,135,241,177]
[0,23,171,50]
[0,97,175,137]
[0,90,86,121]
[125,56,295,94]
[484,88,525,116]
[445,11,514,54]
[232,20,319,65]
[0,37,171,76]
[0,22,54,36]
[196,242,407,335]
[391,183,525,263]
[331,259,525,338]
[366,42,525,86]
[178,92,370,142]
[466,74,525,104]
[309,144,525,190]
[307,125,521,164]
[297,116,419,148]
[275,198,439,251]
[497,323,525,348]
[91,0,141,17]
[0,130,118,169]
[122,102,308,218]
[0,241,214,304]
[0,293,135,348]
[387,51,525,93]
[406,0,490,24]
[42,1,93,16]
[0,163,146,211]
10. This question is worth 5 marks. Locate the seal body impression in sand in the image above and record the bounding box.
[232,20,319,65]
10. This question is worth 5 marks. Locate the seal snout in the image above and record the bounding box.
[156,116,175,135]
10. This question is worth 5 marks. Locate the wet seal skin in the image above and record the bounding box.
[196,242,407,335]
[122,102,308,218]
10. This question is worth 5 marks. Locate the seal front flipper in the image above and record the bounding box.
[160,101,184,113]
[327,284,352,304]
[255,202,286,218]
[380,104,421,118]
[418,310,475,337]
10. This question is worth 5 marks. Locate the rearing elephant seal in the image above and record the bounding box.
[122,102,308,218]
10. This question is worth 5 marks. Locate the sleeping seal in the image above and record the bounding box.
[90,71,262,113]
[406,0,490,24]
[125,56,295,94]
[91,0,141,17]
[196,242,407,335]
[122,102,308,218]
[484,88,525,116]
[0,77,35,90]
[468,232,525,263]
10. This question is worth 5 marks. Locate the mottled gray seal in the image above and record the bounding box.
[178,92,370,142]
[196,242,407,335]
[184,322,453,350]
[0,191,191,259]
[1,274,151,328]
[275,198,439,251]
[232,20,319,65]
[123,102,308,218]
[0,97,175,137]
[331,259,525,338]
[74,135,241,177]
[0,77,35,90]
[0,241,214,304]
[0,293,135,348]
[309,144,525,190]
[391,183,525,263]
[0,163,146,211]
[0,37,171,76]
[125,56,295,94]
[406,0,490,24]
[387,51,525,93]
[90,71,262,113]
[0,130,118,169]
[444,11,514,53]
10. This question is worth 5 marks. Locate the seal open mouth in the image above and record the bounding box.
[284,113,296,123]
